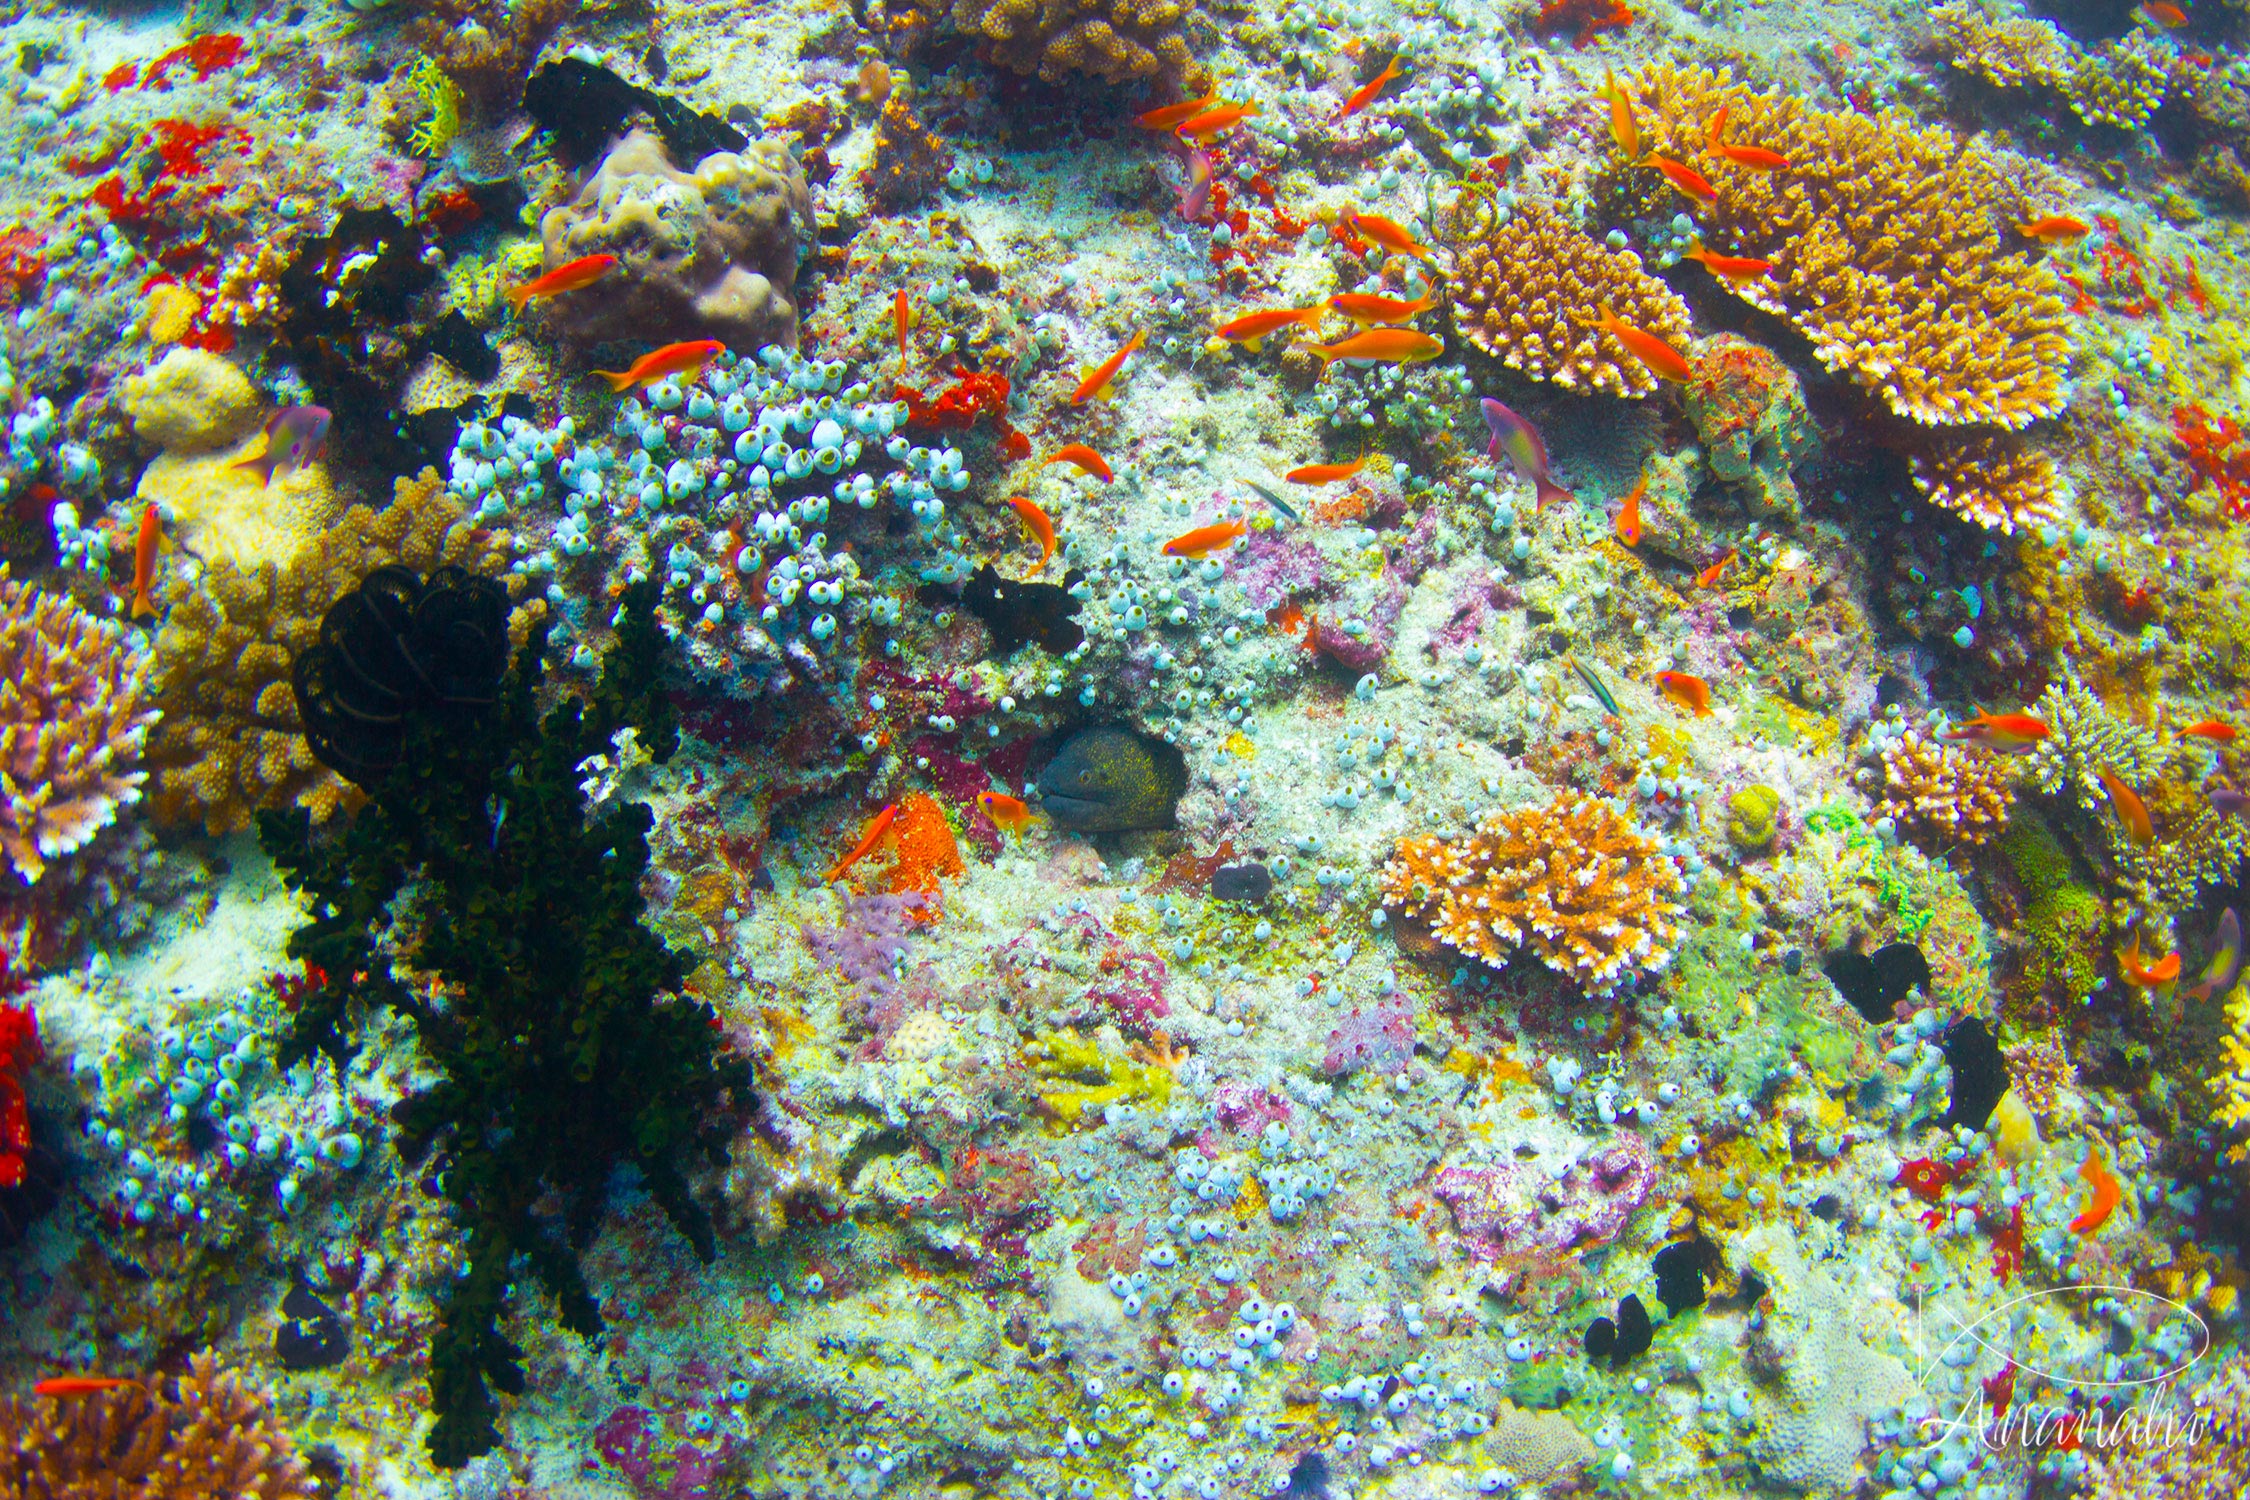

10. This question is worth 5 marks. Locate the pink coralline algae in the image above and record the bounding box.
[1212,1079,1292,1132]
[1232,530,1326,614]
[1322,996,1415,1076]
[802,891,930,1042]
[1433,1135,1659,1258]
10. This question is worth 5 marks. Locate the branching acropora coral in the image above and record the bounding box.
[0,1350,313,1497]
[1867,729,2016,847]
[2023,672,2167,803]
[1,567,158,885]
[949,0,1205,88]
[1622,64,2072,433]
[2214,983,2250,1164]
[1380,792,1683,994]
[1448,200,1695,399]
[1909,433,2061,534]
[1931,2,2071,89]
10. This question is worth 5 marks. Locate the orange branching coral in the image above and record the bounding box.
[1866,728,2016,848]
[886,791,965,896]
[1623,64,2072,433]
[1380,792,1683,994]
[1910,432,2062,533]
[0,1350,314,1497]
[1449,200,1694,400]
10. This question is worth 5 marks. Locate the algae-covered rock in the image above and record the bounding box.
[1683,333,1819,521]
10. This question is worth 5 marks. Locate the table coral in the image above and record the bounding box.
[1624,63,2072,435]
[1380,792,1683,994]
[948,0,1205,89]
[2024,671,2168,804]
[144,470,521,836]
[1449,199,1694,400]
[1865,727,2016,848]
[1908,431,2062,534]
[0,568,157,886]
[0,1350,313,1497]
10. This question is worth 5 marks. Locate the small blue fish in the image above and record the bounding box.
[1480,397,1574,512]
[1243,478,1301,523]
[232,405,332,487]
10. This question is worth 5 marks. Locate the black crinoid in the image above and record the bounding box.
[292,565,512,786]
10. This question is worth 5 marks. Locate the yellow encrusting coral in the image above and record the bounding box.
[1024,1029,1176,1127]
[1380,793,1683,994]
[1623,64,2072,435]
[0,1349,314,1497]
[1909,433,2062,534]
[949,0,1205,88]
[1448,200,1696,400]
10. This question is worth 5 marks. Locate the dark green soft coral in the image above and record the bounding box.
[258,577,750,1468]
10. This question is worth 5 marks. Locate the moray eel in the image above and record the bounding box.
[1037,727,1187,832]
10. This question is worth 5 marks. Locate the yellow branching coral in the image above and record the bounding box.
[1623,63,2072,432]
[1448,200,1695,400]
[2218,984,2250,1163]
[1380,792,1683,994]
[145,470,525,836]
[0,1349,313,1497]
[2069,35,2170,131]
[1909,433,2061,534]
[1865,728,2016,848]
[1024,1028,1175,1127]
[1931,2,2071,89]
[948,0,1205,89]
[407,56,465,159]
[1,570,158,886]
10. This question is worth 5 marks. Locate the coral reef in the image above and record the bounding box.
[0,568,157,886]
[1863,725,2016,849]
[1380,792,1683,994]
[0,1350,313,1497]
[2084,1349,2250,1495]
[2023,672,2168,804]
[1448,200,1695,400]
[536,129,815,352]
[862,96,953,213]
[948,0,1205,89]
[1931,2,2071,89]
[1907,432,2061,534]
[119,347,262,453]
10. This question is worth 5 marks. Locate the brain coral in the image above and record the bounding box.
[1449,199,1695,400]
[145,470,523,836]
[949,0,1205,89]
[538,128,814,352]
[1623,64,2071,433]
[1380,792,1682,993]
[0,568,158,885]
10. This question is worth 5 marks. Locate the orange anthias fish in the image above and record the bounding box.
[1043,444,1113,482]
[1641,153,1720,205]
[1136,91,1219,130]
[1175,100,1261,143]
[2183,720,2238,742]
[2017,215,2092,243]
[1596,308,1692,382]
[2099,768,2155,845]
[1704,111,1792,171]
[1682,244,1774,282]
[593,339,725,394]
[1697,550,1736,588]
[1216,306,1324,350]
[507,253,618,313]
[1655,671,1712,717]
[1071,329,1146,404]
[892,288,917,360]
[1007,497,1058,571]
[977,789,1034,835]
[826,804,900,881]
[1301,328,1444,374]
[128,503,162,621]
[1597,68,1641,159]
[33,1376,137,1398]
[2136,1,2188,27]
[1163,521,1249,558]
[1338,56,1405,118]
[2116,934,2182,990]
[1343,210,1435,260]
[1613,475,1644,546]
[1285,456,1368,484]
[2069,1140,2123,1236]
[1944,711,2050,753]
[1328,291,1438,326]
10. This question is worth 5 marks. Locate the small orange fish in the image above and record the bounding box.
[1008,496,1058,571]
[2183,720,2238,742]
[2099,767,2155,846]
[1681,244,1774,281]
[1327,291,1438,326]
[1613,476,1644,546]
[1641,153,1719,205]
[1175,100,1261,144]
[1945,711,2050,753]
[1596,308,1692,382]
[892,288,916,360]
[1070,329,1146,405]
[1696,550,1736,588]
[1284,456,1368,485]
[1042,444,1112,483]
[1655,671,1712,717]
[1342,210,1435,260]
[129,503,162,621]
[507,253,617,313]
[825,804,900,882]
[1301,327,1444,374]
[1215,306,1325,350]
[1163,521,1249,559]
[592,339,725,394]
[2069,1140,2123,1235]
[977,789,1034,834]
[1338,56,1405,118]
[2017,215,2092,243]
[2136,1,2187,27]
[1597,68,1641,159]
[1136,91,1219,130]
[33,1377,136,1398]
[2116,934,2182,989]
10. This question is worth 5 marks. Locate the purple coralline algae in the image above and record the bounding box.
[1433,1135,1660,1257]
[1322,996,1415,1076]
